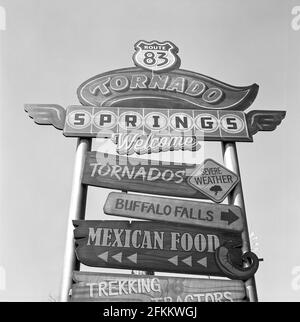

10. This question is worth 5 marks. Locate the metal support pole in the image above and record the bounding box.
[221,142,258,302]
[60,138,91,302]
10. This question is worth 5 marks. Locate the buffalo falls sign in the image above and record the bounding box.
[73,220,243,276]
[104,192,243,232]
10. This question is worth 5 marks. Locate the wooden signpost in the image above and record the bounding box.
[24,39,286,302]
[71,271,247,302]
[74,220,243,277]
[104,192,243,232]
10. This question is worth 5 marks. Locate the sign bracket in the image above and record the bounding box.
[60,138,91,302]
[222,142,258,302]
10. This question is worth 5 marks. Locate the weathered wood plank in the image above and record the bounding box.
[82,152,209,199]
[71,271,247,302]
[104,192,244,232]
[74,220,243,277]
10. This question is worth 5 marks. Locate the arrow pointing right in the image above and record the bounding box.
[221,209,239,225]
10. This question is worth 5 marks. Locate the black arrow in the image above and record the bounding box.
[221,209,239,225]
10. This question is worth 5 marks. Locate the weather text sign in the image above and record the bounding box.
[188,159,239,203]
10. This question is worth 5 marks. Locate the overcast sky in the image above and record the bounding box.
[0,0,299,302]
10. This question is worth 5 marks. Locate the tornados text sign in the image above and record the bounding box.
[82,152,210,200]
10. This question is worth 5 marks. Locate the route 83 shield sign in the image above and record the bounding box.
[133,40,181,72]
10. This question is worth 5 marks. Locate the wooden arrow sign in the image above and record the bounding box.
[82,152,211,200]
[71,271,247,302]
[74,220,243,277]
[104,192,244,232]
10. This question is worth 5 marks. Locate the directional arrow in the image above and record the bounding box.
[221,209,239,225]
[112,252,122,263]
[168,255,178,266]
[197,257,207,267]
[127,253,137,264]
[97,251,108,262]
[182,256,192,267]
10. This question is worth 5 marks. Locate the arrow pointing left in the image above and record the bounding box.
[97,251,109,262]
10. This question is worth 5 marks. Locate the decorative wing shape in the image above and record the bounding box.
[24,104,66,130]
[215,241,260,281]
[246,110,286,136]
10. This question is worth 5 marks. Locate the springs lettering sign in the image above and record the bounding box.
[25,104,286,155]
[78,40,257,110]
[63,106,250,139]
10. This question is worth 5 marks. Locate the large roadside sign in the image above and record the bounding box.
[187,159,239,202]
[24,39,286,302]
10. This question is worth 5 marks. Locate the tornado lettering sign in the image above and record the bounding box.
[82,152,210,200]
[104,192,243,232]
[74,220,242,276]
[71,271,247,302]
[77,38,259,110]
